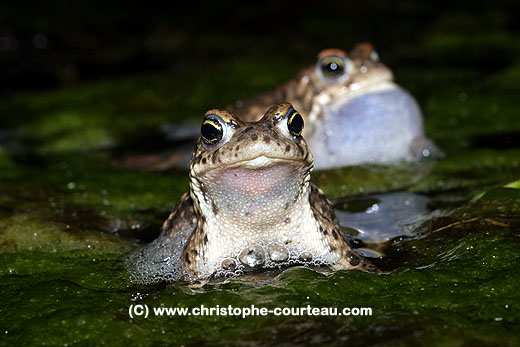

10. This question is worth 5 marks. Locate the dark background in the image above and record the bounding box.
[2,0,519,95]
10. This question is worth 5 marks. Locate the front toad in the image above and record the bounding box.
[128,103,376,283]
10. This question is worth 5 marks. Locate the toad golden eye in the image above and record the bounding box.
[320,56,345,79]
[201,117,223,145]
[287,110,304,136]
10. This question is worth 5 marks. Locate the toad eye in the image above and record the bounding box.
[287,110,304,136]
[319,55,346,79]
[201,116,223,145]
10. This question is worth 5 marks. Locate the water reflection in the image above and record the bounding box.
[336,191,435,258]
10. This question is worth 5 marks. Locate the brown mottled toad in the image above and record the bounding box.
[127,103,376,283]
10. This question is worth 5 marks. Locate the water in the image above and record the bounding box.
[337,191,433,242]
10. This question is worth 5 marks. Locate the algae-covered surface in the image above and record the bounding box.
[1,2,520,346]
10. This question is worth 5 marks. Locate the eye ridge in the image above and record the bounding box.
[201,117,223,145]
[287,110,304,136]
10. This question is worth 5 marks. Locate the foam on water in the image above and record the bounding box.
[126,227,192,284]
[127,234,335,284]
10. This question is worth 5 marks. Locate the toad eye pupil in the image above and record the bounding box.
[287,111,304,136]
[320,56,345,78]
[201,119,223,145]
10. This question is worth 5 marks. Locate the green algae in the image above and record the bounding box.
[1,5,520,347]
[1,217,519,346]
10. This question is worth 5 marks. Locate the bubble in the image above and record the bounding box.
[239,245,265,268]
[299,251,313,261]
[366,203,379,213]
[267,243,289,262]
[221,258,237,270]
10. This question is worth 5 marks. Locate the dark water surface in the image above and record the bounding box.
[1,1,520,346]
